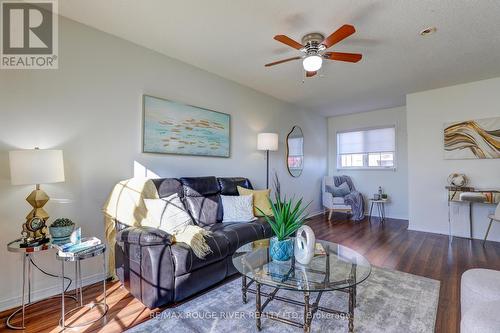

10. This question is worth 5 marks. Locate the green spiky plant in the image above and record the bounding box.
[257,173,311,241]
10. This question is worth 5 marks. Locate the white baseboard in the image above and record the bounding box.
[0,272,105,312]
[307,210,324,218]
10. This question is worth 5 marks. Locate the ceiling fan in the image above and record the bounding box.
[265,24,362,77]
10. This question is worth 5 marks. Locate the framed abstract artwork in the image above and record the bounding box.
[142,95,230,157]
[444,116,500,159]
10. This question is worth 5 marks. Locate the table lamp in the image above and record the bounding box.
[257,133,278,188]
[9,148,65,247]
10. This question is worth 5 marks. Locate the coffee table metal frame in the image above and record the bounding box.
[239,249,360,333]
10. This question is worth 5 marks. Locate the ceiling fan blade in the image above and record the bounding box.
[322,25,356,49]
[324,52,362,63]
[265,56,301,67]
[306,71,317,77]
[273,35,303,50]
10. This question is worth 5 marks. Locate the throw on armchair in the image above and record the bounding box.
[322,175,365,221]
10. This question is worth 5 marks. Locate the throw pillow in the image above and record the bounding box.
[221,194,257,222]
[143,193,193,234]
[237,186,272,216]
[326,182,350,197]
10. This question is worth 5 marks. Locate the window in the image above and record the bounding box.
[337,127,396,169]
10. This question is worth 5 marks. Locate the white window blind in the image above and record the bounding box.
[337,127,396,169]
[338,127,395,154]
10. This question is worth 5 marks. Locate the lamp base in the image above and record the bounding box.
[21,187,50,246]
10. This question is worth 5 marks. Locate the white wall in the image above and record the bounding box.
[407,77,500,240]
[0,17,327,311]
[327,107,408,220]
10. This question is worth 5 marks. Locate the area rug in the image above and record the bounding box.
[128,266,439,333]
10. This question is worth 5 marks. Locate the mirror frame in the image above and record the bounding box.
[286,125,304,178]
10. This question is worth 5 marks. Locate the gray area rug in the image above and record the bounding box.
[128,266,439,333]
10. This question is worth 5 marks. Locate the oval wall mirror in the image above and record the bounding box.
[286,126,304,177]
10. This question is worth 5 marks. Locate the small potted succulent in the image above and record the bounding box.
[49,218,75,240]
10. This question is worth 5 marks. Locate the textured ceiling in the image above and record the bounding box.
[59,0,500,116]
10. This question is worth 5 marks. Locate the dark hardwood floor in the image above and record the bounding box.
[2,213,500,333]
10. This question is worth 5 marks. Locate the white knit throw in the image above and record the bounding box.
[173,225,213,259]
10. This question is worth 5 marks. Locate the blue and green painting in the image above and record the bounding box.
[143,95,230,157]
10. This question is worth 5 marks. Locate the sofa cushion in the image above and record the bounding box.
[204,222,266,253]
[184,195,219,226]
[170,232,229,276]
[237,186,272,216]
[218,177,253,195]
[143,194,193,234]
[151,178,183,198]
[461,268,500,316]
[221,194,256,223]
[461,300,500,333]
[181,176,220,197]
[151,178,184,198]
[332,197,346,205]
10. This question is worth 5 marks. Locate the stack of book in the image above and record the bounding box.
[53,237,104,257]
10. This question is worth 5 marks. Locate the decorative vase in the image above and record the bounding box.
[294,225,316,265]
[269,236,293,261]
[49,225,75,243]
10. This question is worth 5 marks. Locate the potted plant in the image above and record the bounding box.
[258,190,310,262]
[49,218,75,240]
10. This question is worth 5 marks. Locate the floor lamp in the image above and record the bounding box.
[257,133,278,188]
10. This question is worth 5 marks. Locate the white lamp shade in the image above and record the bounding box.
[9,149,65,185]
[257,133,279,151]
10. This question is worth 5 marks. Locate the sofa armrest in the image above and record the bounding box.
[116,226,173,246]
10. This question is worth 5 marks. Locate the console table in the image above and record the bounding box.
[446,186,500,240]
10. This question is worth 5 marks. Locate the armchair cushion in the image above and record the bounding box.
[184,195,219,226]
[326,182,350,197]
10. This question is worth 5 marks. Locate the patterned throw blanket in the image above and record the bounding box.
[333,175,365,221]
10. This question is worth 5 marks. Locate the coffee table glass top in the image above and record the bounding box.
[232,238,371,292]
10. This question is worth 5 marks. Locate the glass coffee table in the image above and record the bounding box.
[232,238,371,333]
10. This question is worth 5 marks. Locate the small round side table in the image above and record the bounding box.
[369,199,388,223]
[56,244,108,329]
[6,239,76,330]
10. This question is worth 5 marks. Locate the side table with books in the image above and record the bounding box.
[54,237,108,329]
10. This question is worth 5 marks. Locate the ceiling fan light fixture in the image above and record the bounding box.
[302,55,322,72]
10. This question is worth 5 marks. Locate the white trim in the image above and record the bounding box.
[306,210,324,218]
[0,272,106,312]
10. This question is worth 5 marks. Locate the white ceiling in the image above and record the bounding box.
[59,0,500,116]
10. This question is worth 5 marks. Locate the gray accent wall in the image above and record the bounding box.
[0,17,327,310]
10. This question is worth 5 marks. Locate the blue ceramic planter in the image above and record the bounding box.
[49,225,74,239]
[269,237,293,261]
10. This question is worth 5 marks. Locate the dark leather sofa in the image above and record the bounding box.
[115,176,272,308]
